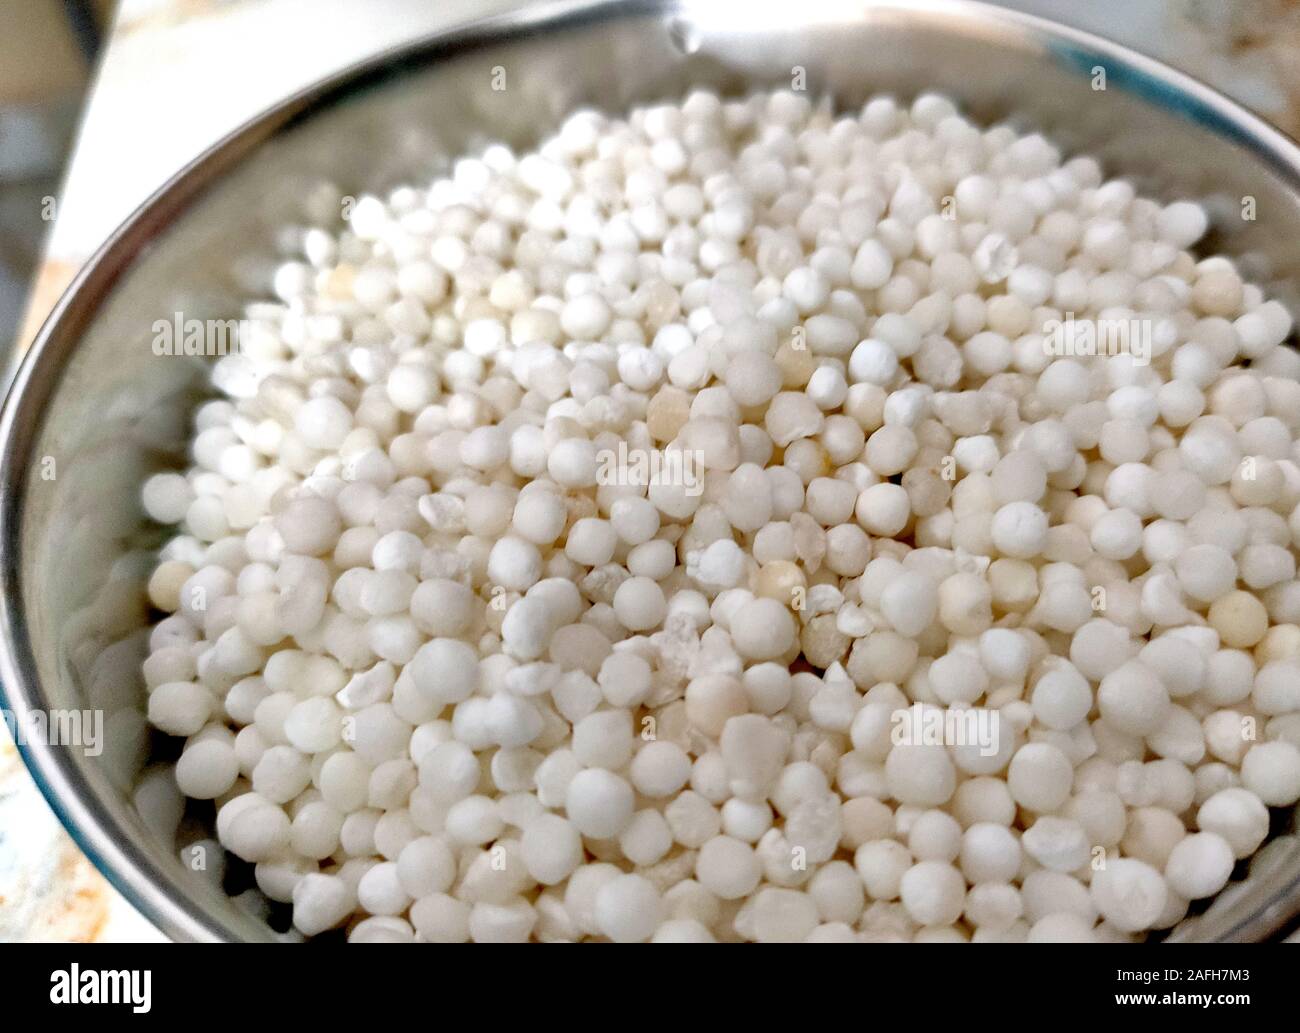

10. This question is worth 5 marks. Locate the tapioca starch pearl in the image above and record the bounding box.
[899,861,966,927]
[520,813,584,885]
[1090,859,1168,933]
[175,738,239,799]
[594,874,662,943]
[141,86,1300,942]
[1098,661,1170,736]
[1240,741,1300,805]
[1196,788,1270,858]
[696,835,762,899]
[1164,832,1234,900]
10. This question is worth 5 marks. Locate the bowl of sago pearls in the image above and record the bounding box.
[5,0,1300,944]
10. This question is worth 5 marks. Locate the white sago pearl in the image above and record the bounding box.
[1007,743,1073,812]
[368,530,421,575]
[572,709,633,769]
[252,748,313,805]
[612,576,667,632]
[885,742,956,807]
[1253,659,1300,714]
[907,810,963,863]
[990,450,1047,504]
[222,798,290,862]
[148,681,212,737]
[444,795,503,845]
[547,438,599,487]
[139,86,1300,940]
[284,696,342,753]
[487,535,543,591]
[1098,660,1170,736]
[730,597,796,661]
[1021,816,1090,873]
[808,861,867,924]
[459,425,509,471]
[598,651,653,708]
[899,861,966,927]
[848,338,899,385]
[565,768,634,838]
[275,496,341,556]
[1240,741,1300,805]
[395,836,455,898]
[142,473,195,524]
[856,482,911,536]
[979,628,1031,682]
[805,315,859,357]
[990,501,1048,558]
[652,920,716,944]
[512,489,567,545]
[807,365,848,411]
[765,392,824,446]
[468,901,536,944]
[1090,858,1168,933]
[960,823,1021,884]
[357,862,411,916]
[880,571,938,638]
[723,797,774,842]
[1196,787,1270,858]
[748,887,819,943]
[1139,637,1205,699]
[629,740,692,798]
[594,874,662,943]
[1090,508,1142,560]
[1157,200,1208,248]
[386,364,438,412]
[1149,469,1205,521]
[865,424,918,476]
[724,350,783,407]
[928,651,988,705]
[292,874,353,936]
[696,835,762,899]
[520,813,584,885]
[1174,544,1236,603]
[410,895,470,943]
[1164,832,1234,900]
[408,638,479,705]
[295,395,353,451]
[609,496,659,545]
[561,292,612,340]
[854,840,911,900]
[175,738,239,799]
[1031,662,1092,730]
[851,239,893,289]
[565,517,617,566]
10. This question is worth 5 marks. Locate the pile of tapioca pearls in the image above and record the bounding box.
[138,87,1300,941]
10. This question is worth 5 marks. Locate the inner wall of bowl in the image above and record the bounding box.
[18,3,1300,940]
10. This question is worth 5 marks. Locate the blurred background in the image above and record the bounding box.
[4,0,1300,941]
[0,1,111,374]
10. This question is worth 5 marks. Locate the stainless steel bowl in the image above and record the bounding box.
[3,0,1300,942]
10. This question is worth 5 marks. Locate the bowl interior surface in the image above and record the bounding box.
[4,0,1300,941]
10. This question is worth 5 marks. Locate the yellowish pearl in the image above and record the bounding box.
[755,560,807,609]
